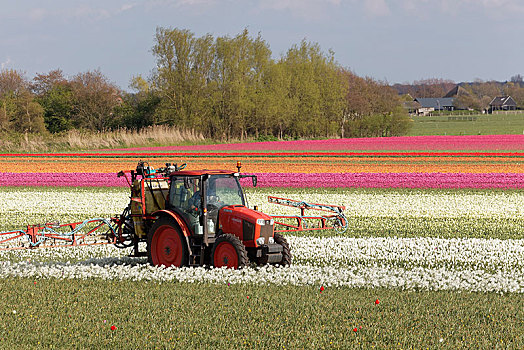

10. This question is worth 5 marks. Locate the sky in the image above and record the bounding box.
[1,0,523,90]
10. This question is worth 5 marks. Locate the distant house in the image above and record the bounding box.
[443,85,469,98]
[414,97,455,116]
[402,100,421,115]
[489,96,517,113]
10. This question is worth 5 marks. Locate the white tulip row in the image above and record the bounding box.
[2,187,521,224]
[1,188,522,237]
[0,236,521,293]
[247,188,524,219]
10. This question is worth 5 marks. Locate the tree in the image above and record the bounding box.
[12,90,46,133]
[212,29,266,140]
[341,70,410,137]
[32,69,67,96]
[147,27,412,140]
[264,60,293,139]
[503,82,524,109]
[32,70,75,133]
[510,74,523,85]
[151,27,215,134]
[280,41,345,138]
[0,69,46,133]
[70,69,121,130]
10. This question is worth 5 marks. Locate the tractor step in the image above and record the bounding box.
[128,251,147,257]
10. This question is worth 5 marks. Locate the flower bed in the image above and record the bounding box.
[1,171,523,189]
[106,134,524,152]
[0,236,521,293]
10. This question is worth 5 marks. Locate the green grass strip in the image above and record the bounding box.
[0,278,521,349]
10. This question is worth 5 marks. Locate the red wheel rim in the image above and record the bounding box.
[213,242,239,268]
[152,225,184,267]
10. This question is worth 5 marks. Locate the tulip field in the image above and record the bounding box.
[0,134,522,348]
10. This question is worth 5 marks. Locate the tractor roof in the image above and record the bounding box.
[169,169,235,177]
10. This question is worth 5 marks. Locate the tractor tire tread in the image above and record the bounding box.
[274,233,292,266]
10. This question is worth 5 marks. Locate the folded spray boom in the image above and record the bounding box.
[268,196,348,233]
[0,218,117,251]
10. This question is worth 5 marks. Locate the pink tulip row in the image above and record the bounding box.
[109,135,524,152]
[1,172,522,189]
[0,173,128,187]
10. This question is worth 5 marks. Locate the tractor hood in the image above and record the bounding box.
[218,205,274,247]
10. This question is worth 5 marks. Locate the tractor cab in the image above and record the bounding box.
[167,171,247,236]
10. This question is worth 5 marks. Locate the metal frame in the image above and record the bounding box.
[268,196,347,233]
[0,218,116,251]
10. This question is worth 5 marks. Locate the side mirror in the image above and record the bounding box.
[239,174,257,187]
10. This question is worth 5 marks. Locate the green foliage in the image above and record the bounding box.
[150,27,407,141]
[0,69,47,134]
[37,84,75,133]
[112,92,161,130]
[0,278,521,348]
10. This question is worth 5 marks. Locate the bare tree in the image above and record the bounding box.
[70,69,121,130]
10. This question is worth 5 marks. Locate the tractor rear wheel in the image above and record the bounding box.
[274,233,291,266]
[211,233,249,269]
[148,217,188,267]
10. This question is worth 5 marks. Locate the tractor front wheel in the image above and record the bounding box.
[148,217,188,267]
[211,234,249,269]
[274,233,292,266]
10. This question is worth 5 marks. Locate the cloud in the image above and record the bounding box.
[28,8,47,21]
[258,0,343,20]
[146,0,219,8]
[118,3,139,13]
[20,2,141,23]
[259,0,394,19]
[400,0,524,17]
[363,0,390,16]
[175,0,218,5]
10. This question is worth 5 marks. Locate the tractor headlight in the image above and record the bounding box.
[256,237,265,246]
[256,218,266,225]
[268,237,274,244]
[269,219,274,225]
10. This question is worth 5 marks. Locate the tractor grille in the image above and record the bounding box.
[243,220,255,241]
[260,223,273,243]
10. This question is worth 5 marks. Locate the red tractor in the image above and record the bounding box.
[115,161,291,268]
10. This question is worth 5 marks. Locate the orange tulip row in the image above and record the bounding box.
[2,156,522,174]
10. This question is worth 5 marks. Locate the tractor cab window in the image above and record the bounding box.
[207,174,245,207]
[169,177,202,229]
[205,175,245,234]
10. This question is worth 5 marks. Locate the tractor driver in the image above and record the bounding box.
[188,187,201,214]
[188,177,221,215]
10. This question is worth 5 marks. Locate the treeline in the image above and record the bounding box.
[393,77,524,111]
[0,68,123,134]
[0,28,411,140]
